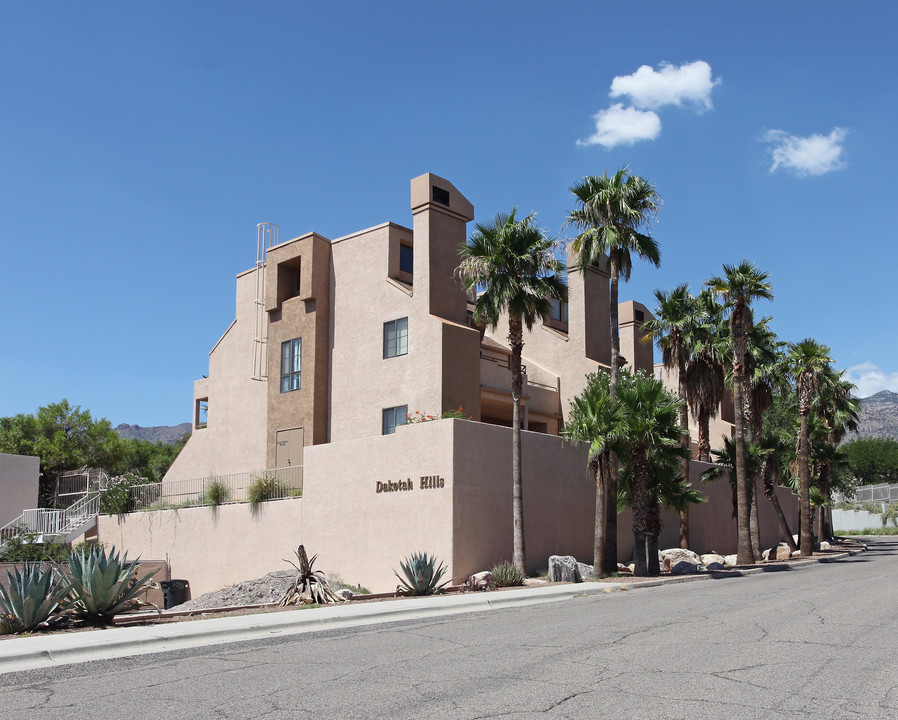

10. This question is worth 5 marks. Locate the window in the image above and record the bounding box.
[383,317,408,358]
[548,298,569,324]
[195,399,208,429]
[399,243,413,275]
[432,185,450,206]
[382,405,408,435]
[280,338,302,392]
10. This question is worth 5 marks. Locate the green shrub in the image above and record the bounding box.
[0,563,73,632]
[66,545,158,624]
[204,479,231,506]
[247,473,287,508]
[0,529,70,563]
[394,552,450,595]
[490,560,525,588]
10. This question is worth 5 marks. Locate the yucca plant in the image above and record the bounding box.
[204,478,230,507]
[394,552,450,595]
[66,546,158,624]
[489,560,525,588]
[0,563,74,632]
[280,545,344,606]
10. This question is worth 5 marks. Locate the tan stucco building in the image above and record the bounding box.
[166,172,657,483]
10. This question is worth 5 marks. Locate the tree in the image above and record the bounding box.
[567,167,661,570]
[842,437,898,485]
[643,283,697,548]
[0,400,128,506]
[457,210,567,574]
[706,261,773,565]
[785,338,834,557]
[564,370,626,574]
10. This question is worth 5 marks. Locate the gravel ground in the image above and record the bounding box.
[168,571,299,611]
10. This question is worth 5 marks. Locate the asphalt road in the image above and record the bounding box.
[1,538,895,720]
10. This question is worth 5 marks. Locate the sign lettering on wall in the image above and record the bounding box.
[376,475,446,494]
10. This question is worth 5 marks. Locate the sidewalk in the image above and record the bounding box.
[0,549,859,674]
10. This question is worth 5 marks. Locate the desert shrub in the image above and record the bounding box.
[66,545,158,624]
[394,552,449,595]
[490,560,525,588]
[247,473,287,508]
[0,563,73,632]
[0,529,70,563]
[100,472,154,514]
[204,478,231,507]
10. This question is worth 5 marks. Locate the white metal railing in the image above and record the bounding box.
[128,465,303,512]
[0,492,100,545]
[835,482,898,504]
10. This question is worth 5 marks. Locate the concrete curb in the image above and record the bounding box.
[0,546,865,674]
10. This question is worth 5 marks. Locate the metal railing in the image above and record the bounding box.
[129,465,303,512]
[842,482,898,504]
[0,492,100,545]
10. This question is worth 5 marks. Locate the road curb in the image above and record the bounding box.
[0,546,865,674]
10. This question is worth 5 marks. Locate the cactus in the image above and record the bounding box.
[67,546,158,624]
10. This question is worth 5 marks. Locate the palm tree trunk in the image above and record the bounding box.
[733,359,754,564]
[749,477,761,558]
[604,459,619,572]
[765,462,798,552]
[509,316,526,574]
[697,406,711,462]
[593,458,606,574]
[678,358,690,548]
[605,255,621,572]
[798,411,813,557]
[631,447,649,577]
[647,498,662,575]
[609,257,620,390]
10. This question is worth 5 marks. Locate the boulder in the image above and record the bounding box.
[670,558,706,574]
[818,541,831,551]
[701,553,726,570]
[776,546,792,560]
[468,571,492,590]
[791,550,802,557]
[617,563,633,575]
[723,555,737,567]
[337,588,354,600]
[660,548,702,565]
[577,562,595,580]
[548,555,582,583]
[762,548,773,561]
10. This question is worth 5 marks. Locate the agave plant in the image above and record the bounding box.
[66,546,158,624]
[394,552,450,595]
[280,545,344,606]
[489,560,525,588]
[0,563,74,632]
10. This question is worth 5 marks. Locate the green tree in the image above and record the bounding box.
[706,261,773,565]
[567,167,661,570]
[0,400,128,506]
[843,437,898,485]
[457,210,568,574]
[785,338,834,557]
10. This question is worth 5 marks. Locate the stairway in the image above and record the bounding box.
[0,492,100,552]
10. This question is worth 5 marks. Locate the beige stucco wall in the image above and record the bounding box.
[0,453,40,527]
[654,365,734,454]
[96,499,303,597]
[164,269,268,482]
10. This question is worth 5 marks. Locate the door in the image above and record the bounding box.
[275,427,304,467]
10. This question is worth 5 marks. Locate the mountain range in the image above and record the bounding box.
[853,390,898,439]
[114,423,191,445]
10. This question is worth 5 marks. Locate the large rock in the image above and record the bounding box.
[548,555,582,583]
[776,546,793,560]
[818,541,831,551]
[660,548,702,571]
[723,555,737,568]
[670,558,706,574]
[700,553,726,570]
[577,562,594,580]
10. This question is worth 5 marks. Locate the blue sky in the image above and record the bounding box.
[2,2,896,426]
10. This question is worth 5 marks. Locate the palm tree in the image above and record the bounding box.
[567,167,661,569]
[784,338,833,558]
[567,168,662,390]
[457,210,568,574]
[685,289,727,463]
[705,261,773,565]
[614,370,686,576]
[564,371,626,574]
[643,283,697,548]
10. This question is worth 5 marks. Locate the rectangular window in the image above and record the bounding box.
[549,298,569,324]
[280,338,302,392]
[399,244,413,275]
[195,399,208,429]
[383,317,409,358]
[382,405,408,435]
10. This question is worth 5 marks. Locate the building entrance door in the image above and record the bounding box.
[275,427,304,467]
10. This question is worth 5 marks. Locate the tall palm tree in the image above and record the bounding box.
[567,168,662,390]
[643,283,697,548]
[685,289,726,463]
[457,209,568,574]
[706,261,773,565]
[564,370,626,574]
[784,338,833,558]
[567,168,661,569]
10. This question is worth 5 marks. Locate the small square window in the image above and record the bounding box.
[280,338,301,392]
[383,317,408,359]
[382,405,408,435]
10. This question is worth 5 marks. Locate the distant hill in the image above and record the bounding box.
[854,390,898,439]
[114,423,191,444]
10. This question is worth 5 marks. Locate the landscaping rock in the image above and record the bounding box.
[792,550,802,557]
[338,588,354,600]
[762,548,773,561]
[660,548,702,571]
[577,562,594,580]
[723,555,737,567]
[468,571,492,590]
[548,555,582,583]
[776,546,793,560]
[670,558,706,574]
[617,563,633,575]
[818,541,831,551]
[701,553,726,570]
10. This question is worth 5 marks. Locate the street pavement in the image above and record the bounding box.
[0,538,894,719]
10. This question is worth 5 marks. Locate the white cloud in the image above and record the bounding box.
[577,104,662,149]
[764,127,848,176]
[845,362,898,398]
[610,60,719,112]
